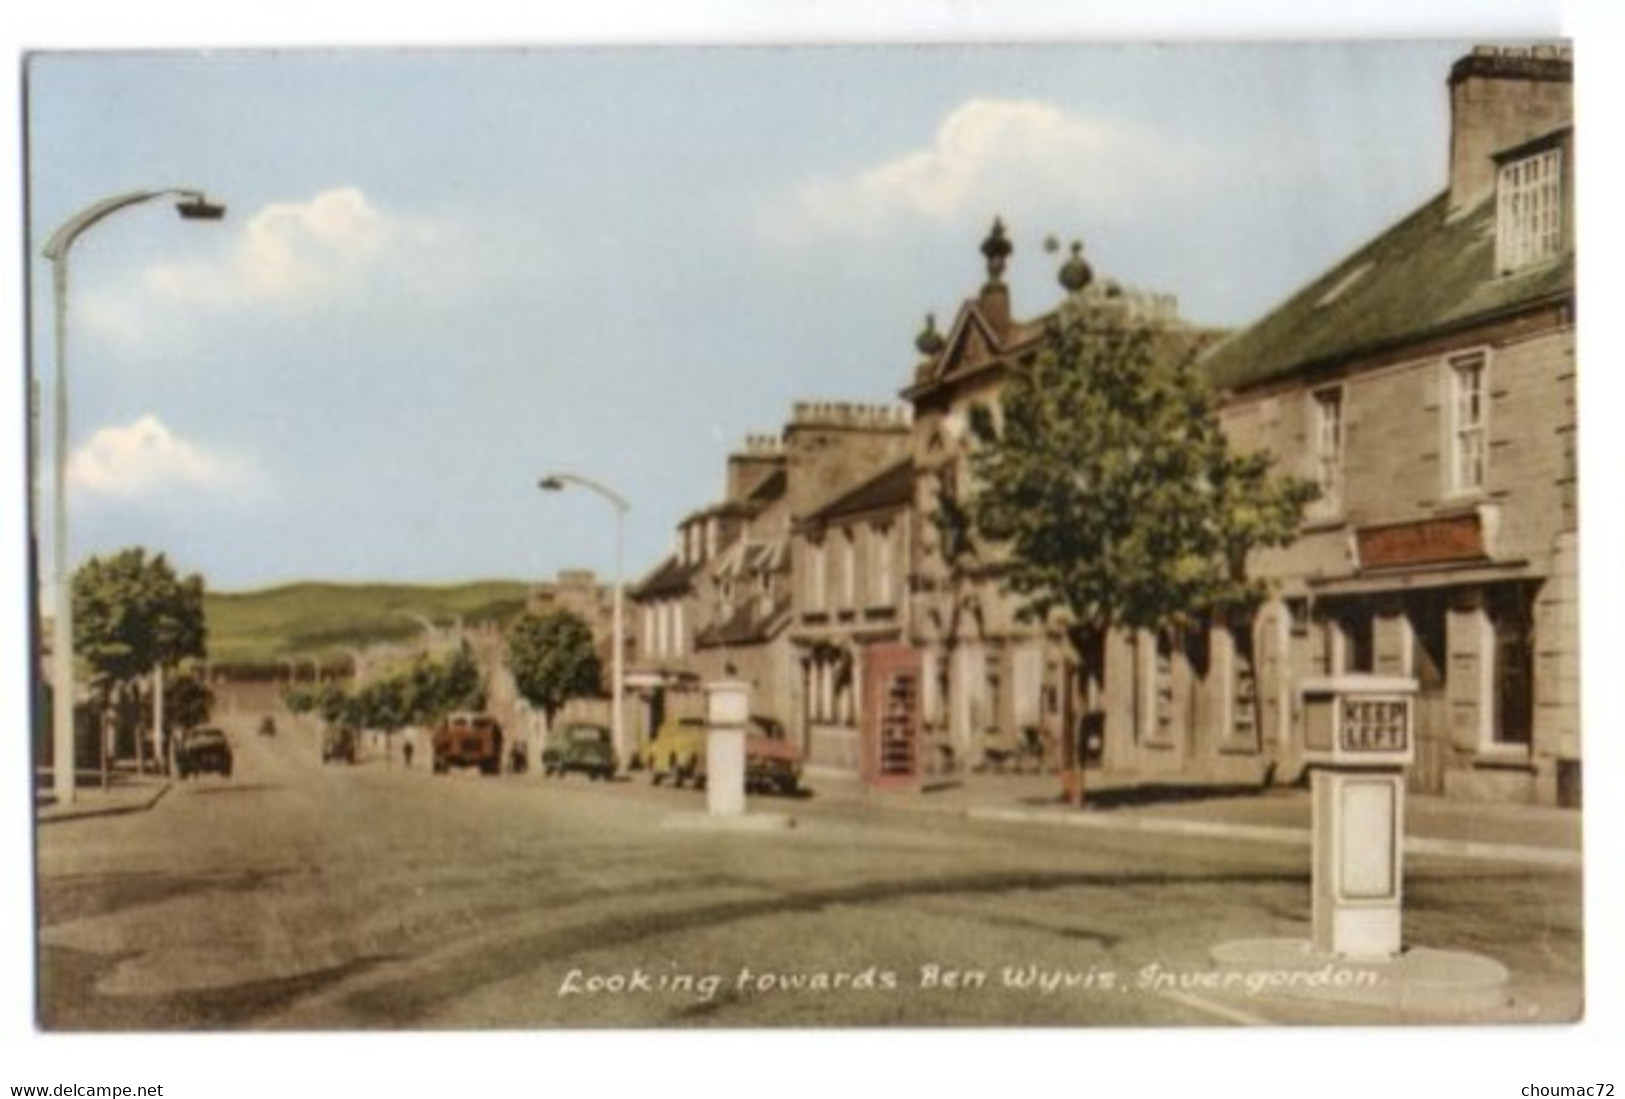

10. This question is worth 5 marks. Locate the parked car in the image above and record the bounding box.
[742,715,803,796]
[322,724,357,764]
[176,726,233,779]
[542,722,618,780]
[645,714,802,795]
[431,712,504,775]
[644,715,706,788]
[257,715,277,738]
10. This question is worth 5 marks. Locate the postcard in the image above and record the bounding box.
[15,32,1599,1087]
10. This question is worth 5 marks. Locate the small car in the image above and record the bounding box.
[645,716,706,788]
[646,714,802,795]
[176,726,233,779]
[742,715,803,796]
[322,724,357,764]
[257,715,277,737]
[541,722,618,781]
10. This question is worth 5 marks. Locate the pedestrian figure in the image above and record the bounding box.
[403,740,415,769]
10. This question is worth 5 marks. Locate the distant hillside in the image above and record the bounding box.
[205,580,530,668]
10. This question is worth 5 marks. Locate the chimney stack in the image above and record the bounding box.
[1447,44,1572,218]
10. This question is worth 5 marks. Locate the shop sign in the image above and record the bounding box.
[1356,514,1485,571]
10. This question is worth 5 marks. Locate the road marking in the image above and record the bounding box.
[1158,989,1273,1026]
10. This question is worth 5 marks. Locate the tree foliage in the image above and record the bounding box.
[164,671,215,732]
[504,610,602,723]
[72,548,207,688]
[285,644,486,734]
[962,305,1317,644]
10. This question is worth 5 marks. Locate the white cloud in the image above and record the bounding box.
[68,415,248,499]
[761,99,1200,246]
[74,187,462,348]
[144,186,403,308]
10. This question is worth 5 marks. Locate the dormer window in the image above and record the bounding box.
[1495,144,1564,275]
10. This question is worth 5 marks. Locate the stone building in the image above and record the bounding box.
[789,454,913,779]
[781,403,914,774]
[629,404,914,766]
[1204,44,1578,805]
[627,44,1578,808]
[900,220,1225,785]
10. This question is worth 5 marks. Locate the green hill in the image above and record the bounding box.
[205,580,530,669]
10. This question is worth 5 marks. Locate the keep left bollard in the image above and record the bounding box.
[1301,675,1417,958]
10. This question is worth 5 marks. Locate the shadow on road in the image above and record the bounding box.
[182,783,283,797]
[1016,782,1277,811]
[39,944,403,1031]
[38,867,294,927]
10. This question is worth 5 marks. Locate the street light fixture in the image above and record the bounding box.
[42,189,226,806]
[538,472,629,768]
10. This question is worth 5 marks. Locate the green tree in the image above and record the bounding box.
[73,548,206,685]
[72,548,207,775]
[504,610,601,727]
[164,671,215,733]
[960,303,1316,803]
[317,645,486,754]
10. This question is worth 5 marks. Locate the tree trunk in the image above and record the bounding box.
[1065,623,1107,809]
[141,665,161,776]
[99,687,113,792]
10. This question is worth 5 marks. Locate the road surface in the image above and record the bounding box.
[35,713,1584,1029]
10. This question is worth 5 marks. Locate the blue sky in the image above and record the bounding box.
[19,40,1536,593]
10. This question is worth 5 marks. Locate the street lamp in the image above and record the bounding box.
[538,472,629,768]
[42,189,226,805]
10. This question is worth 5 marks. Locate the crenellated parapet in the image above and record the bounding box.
[790,401,913,431]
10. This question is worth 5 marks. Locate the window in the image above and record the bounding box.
[840,530,857,610]
[1313,388,1343,506]
[871,523,895,607]
[1496,147,1564,275]
[805,540,826,612]
[1449,351,1488,494]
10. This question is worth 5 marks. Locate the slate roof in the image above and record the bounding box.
[800,457,915,529]
[745,467,787,505]
[1201,185,1575,393]
[630,554,700,600]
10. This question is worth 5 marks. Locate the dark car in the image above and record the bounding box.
[542,723,618,781]
[176,726,233,779]
[322,724,357,764]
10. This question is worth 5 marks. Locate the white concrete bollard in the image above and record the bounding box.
[1301,676,1417,959]
[705,680,750,818]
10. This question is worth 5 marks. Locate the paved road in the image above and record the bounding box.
[35,714,1584,1029]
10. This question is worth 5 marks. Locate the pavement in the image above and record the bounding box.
[802,767,1583,868]
[34,770,172,824]
[35,761,1583,869]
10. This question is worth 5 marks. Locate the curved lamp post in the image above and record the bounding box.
[43,189,226,805]
[538,472,629,767]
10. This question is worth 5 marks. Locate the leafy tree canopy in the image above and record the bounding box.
[73,548,207,688]
[504,610,602,722]
[164,671,215,732]
[287,644,486,733]
[962,305,1316,643]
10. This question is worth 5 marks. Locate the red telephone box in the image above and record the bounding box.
[862,642,921,788]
